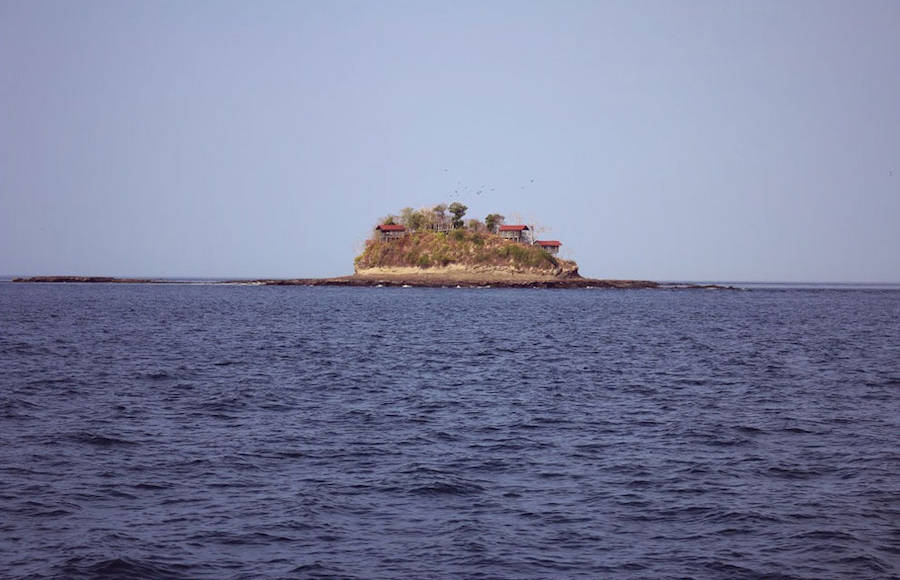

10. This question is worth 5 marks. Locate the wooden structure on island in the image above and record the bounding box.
[498,225,531,244]
[375,224,407,241]
[534,240,561,256]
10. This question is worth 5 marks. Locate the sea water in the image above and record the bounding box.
[1,283,898,579]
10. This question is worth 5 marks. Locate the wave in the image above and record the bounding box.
[68,431,137,447]
[408,479,486,496]
[56,556,193,580]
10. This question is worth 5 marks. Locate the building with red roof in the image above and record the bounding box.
[498,224,530,244]
[375,224,407,241]
[534,240,561,255]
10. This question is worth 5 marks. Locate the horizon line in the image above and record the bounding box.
[3,274,900,286]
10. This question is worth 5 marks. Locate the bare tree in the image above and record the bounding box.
[432,204,448,230]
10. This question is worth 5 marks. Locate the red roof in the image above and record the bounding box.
[536,240,561,247]
[375,224,406,231]
[498,224,529,231]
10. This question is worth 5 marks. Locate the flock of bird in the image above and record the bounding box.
[442,168,536,201]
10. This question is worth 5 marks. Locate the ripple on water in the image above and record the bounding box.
[0,284,898,579]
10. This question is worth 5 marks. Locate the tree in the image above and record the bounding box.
[399,207,415,227]
[448,202,468,229]
[432,204,448,229]
[400,207,427,231]
[467,218,485,232]
[411,210,428,231]
[485,213,504,233]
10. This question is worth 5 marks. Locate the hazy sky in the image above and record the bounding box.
[2,0,899,281]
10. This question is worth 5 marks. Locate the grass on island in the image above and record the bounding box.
[354,229,564,273]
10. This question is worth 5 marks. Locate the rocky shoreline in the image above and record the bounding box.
[12,275,733,290]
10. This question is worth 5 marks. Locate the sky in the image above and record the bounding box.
[2,0,899,282]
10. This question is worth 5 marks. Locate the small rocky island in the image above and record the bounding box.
[338,204,695,288]
[13,203,730,289]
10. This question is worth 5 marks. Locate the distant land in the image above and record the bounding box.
[12,204,737,289]
[11,275,731,290]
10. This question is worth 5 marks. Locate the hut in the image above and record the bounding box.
[498,224,530,244]
[534,240,561,255]
[375,224,407,241]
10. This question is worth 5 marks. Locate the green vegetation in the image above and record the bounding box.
[383,203,498,234]
[448,202,468,229]
[499,242,559,268]
[356,229,561,272]
[484,213,504,233]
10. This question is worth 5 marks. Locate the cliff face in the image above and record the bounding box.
[354,230,579,278]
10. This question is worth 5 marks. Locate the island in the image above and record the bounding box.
[316,203,724,288]
[13,203,731,289]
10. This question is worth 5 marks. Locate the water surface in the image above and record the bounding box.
[1,284,898,579]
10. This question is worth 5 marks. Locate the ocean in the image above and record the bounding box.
[1,283,898,579]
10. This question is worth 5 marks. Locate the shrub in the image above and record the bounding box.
[433,249,454,266]
[353,229,562,271]
[493,243,555,268]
